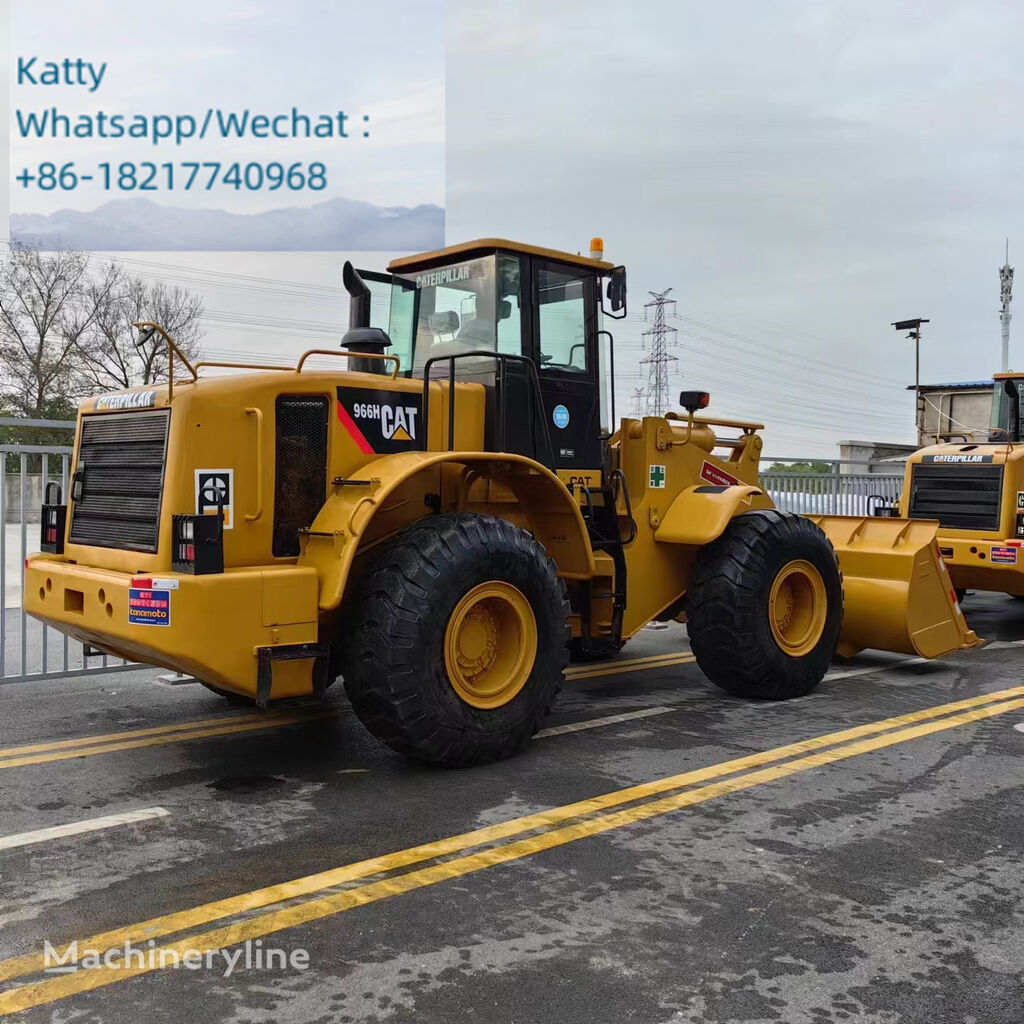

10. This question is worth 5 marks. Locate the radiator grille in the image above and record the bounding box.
[908,463,1003,532]
[69,410,170,552]
[273,396,328,557]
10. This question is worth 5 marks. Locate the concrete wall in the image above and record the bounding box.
[836,441,916,473]
[918,387,993,445]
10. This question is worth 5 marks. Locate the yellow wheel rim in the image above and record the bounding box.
[444,581,538,709]
[768,559,827,657]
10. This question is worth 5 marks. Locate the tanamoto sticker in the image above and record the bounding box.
[195,469,234,529]
[921,454,994,464]
[336,386,422,454]
[128,588,171,626]
[699,460,740,487]
[1017,492,1024,510]
[991,546,1018,564]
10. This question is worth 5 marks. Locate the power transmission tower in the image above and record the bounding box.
[640,288,679,415]
[631,387,646,419]
[1000,239,1014,372]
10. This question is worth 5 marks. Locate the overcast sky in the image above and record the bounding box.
[446,0,1024,456]
[5,1,1023,458]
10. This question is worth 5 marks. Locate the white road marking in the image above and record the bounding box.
[0,807,170,851]
[1012,723,1024,734]
[535,706,676,738]
[823,657,922,682]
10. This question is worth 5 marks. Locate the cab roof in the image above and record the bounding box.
[387,238,616,275]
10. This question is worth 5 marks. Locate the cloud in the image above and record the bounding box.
[445,0,1024,456]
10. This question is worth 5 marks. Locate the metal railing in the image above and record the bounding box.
[2,440,136,685]
[759,460,904,516]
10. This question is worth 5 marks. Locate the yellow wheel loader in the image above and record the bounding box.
[895,371,1024,602]
[24,238,978,766]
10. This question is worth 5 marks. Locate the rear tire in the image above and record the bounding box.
[339,513,570,767]
[686,510,842,700]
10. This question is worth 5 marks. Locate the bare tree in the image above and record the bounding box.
[77,276,204,391]
[0,244,117,417]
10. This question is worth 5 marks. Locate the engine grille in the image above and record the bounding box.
[908,463,1003,532]
[69,410,170,552]
[272,395,328,557]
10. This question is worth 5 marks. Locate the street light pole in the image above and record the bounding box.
[893,318,930,444]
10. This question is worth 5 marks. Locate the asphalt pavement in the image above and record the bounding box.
[1,596,1023,1023]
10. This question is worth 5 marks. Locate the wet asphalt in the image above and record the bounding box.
[1,593,1023,1023]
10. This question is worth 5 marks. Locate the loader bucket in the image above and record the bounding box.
[807,516,982,659]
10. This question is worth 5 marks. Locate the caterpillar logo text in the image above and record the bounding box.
[353,402,418,442]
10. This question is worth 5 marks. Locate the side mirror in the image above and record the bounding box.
[606,266,627,315]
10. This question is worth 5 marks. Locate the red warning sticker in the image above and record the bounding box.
[699,461,740,487]
[991,545,1018,564]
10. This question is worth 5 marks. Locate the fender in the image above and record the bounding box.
[299,450,598,611]
[654,484,766,546]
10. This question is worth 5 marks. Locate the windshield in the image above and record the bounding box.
[389,254,523,377]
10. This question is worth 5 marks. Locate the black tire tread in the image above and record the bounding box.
[686,509,843,700]
[340,513,570,767]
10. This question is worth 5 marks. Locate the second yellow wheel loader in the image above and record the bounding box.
[24,237,979,766]
[894,372,1024,602]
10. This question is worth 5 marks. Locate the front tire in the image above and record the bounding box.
[339,513,570,767]
[686,510,842,700]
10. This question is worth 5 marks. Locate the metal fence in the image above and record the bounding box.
[1,438,136,685]
[759,460,905,516]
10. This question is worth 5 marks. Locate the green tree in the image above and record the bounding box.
[765,461,833,473]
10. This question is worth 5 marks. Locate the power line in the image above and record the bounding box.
[630,387,646,418]
[640,289,678,416]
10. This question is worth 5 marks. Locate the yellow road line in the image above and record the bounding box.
[566,652,696,680]
[0,713,273,759]
[0,712,339,770]
[2,682,1022,990]
[0,650,691,766]
[4,693,1021,1015]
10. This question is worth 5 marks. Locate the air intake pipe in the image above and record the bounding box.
[341,261,391,375]
[343,261,371,329]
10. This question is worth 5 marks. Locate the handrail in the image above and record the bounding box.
[421,350,556,470]
[297,349,400,377]
[665,413,764,432]
[194,361,295,373]
[132,321,198,402]
[190,350,401,378]
[244,407,264,522]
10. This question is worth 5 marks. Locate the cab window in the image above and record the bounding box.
[536,265,589,374]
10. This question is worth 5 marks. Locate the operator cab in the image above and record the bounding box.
[349,239,626,477]
[990,372,1024,442]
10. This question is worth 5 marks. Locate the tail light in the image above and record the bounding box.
[171,513,223,575]
[40,482,67,554]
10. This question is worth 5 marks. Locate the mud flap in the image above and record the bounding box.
[807,516,982,659]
